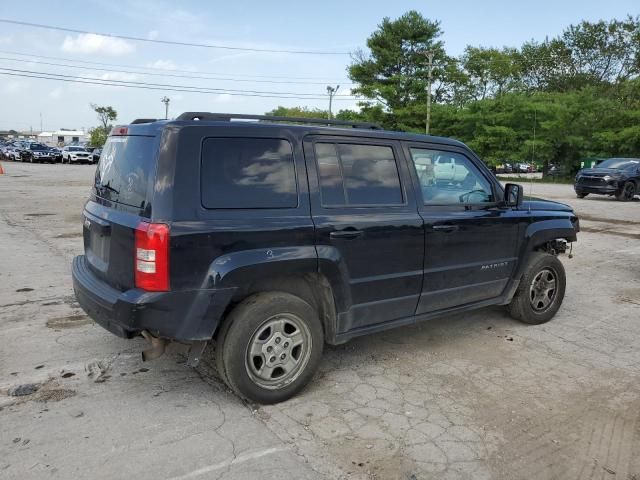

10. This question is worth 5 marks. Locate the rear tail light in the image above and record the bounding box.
[135,222,169,291]
[110,126,128,136]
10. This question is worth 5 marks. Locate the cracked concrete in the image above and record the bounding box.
[1,163,639,479]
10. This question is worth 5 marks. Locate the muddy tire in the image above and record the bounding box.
[616,181,636,201]
[215,292,323,404]
[508,252,566,325]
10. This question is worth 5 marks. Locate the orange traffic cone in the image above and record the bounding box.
[0,162,4,174]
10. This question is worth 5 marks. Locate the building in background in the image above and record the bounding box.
[37,129,87,146]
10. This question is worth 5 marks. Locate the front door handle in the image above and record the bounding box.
[330,229,363,239]
[432,224,459,232]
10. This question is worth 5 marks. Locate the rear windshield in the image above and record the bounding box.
[94,136,156,209]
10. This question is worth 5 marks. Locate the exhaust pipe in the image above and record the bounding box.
[141,330,167,361]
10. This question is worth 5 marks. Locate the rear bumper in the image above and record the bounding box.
[72,255,236,341]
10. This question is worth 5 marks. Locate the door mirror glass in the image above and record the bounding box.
[504,183,523,207]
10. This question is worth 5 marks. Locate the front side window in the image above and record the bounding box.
[315,142,403,206]
[201,138,297,209]
[410,148,494,204]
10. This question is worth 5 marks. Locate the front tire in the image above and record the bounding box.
[576,192,588,198]
[216,292,323,404]
[508,252,566,325]
[616,181,636,201]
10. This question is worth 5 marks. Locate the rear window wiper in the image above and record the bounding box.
[97,181,119,195]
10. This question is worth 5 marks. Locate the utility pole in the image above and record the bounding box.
[423,50,435,135]
[40,112,43,133]
[161,96,170,120]
[326,85,339,120]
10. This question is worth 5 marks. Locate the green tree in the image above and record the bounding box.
[91,104,118,131]
[348,10,447,127]
[89,104,117,147]
[89,127,108,148]
[265,106,329,118]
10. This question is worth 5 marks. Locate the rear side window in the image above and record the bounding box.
[315,142,403,206]
[95,136,156,208]
[201,138,297,209]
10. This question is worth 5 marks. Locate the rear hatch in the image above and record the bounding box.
[83,133,159,291]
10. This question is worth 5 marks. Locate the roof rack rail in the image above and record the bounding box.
[175,112,381,130]
[130,118,159,124]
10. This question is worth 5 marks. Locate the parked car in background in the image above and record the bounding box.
[21,143,56,163]
[495,162,515,174]
[7,143,25,161]
[91,148,102,163]
[48,147,63,163]
[574,158,640,201]
[61,145,92,164]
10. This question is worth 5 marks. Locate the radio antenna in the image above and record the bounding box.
[529,107,537,213]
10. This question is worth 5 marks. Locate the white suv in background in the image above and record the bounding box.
[62,146,92,164]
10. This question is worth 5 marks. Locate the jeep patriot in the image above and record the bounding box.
[72,112,580,403]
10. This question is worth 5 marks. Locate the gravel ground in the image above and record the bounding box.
[1,162,639,480]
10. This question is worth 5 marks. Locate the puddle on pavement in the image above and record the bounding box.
[46,315,92,329]
[24,213,55,217]
[55,232,82,238]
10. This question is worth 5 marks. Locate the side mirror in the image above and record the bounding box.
[504,183,523,207]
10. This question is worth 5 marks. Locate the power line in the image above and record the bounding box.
[0,49,352,82]
[0,53,355,86]
[0,18,352,55]
[0,66,356,97]
[0,69,358,101]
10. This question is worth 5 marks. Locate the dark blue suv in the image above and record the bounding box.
[574,158,640,201]
[72,112,579,403]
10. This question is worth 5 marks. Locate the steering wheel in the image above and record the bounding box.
[459,189,488,203]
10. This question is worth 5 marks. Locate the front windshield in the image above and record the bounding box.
[30,144,47,150]
[597,158,640,169]
[69,146,85,151]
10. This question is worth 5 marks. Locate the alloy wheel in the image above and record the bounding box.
[529,268,557,312]
[245,313,312,390]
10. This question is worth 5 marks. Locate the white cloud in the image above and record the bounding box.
[49,87,63,98]
[146,59,178,70]
[61,33,134,56]
[92,72,139,82]
[2,81,22,94]
[76,72,139,89]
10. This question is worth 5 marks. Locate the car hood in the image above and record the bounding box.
[578,168,622,176]
[522,197,573,212]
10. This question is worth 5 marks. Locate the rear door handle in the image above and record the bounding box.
[432,224,459,232]
[330,229,363,239]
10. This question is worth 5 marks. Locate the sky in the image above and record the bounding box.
[0,0,638,133]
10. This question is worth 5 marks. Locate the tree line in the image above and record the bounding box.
[269,11,640,173]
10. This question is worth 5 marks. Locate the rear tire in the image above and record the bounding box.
[576,193,588,198]
[215,292,323,404]
[508,252,566,325]
[616,181,636,201]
